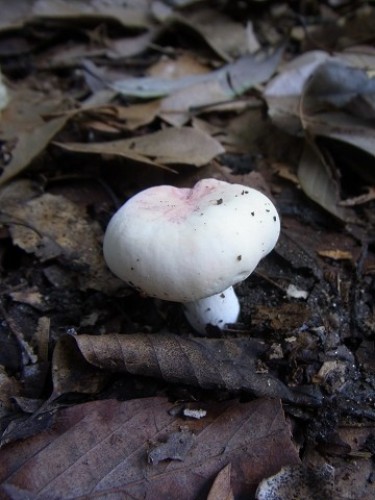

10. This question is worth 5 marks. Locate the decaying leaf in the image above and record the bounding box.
[265,49,375,216]
[0,88,70,187]
[111,47,283,100]
[170,8,250,61]
[0,397,300,498]
[71,333,322,406]
[264,50,331,134]
[297,144,353,222]
[52,336,109,397]
[0,367,20,413]
[7,193,121,293]
[56,126,225,168]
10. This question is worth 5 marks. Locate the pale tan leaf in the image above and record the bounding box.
[207,463,234,500]
[56,127,225,167]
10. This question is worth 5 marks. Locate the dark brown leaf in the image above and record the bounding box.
[72,333,322,406]
[0,397,300,499]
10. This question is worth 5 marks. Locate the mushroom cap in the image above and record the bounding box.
[103,178,280,302]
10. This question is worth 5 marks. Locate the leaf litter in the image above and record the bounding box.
[0,397,299,499]
[0,1,374,499]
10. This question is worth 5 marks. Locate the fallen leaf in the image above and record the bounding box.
[0,88,70,187]
[0,398,300,498]
[52,336,109,397]
[56,126,225,168]
[306,112,375,158]
[297,143,354,222]
[8,193,121,293]
[111,47,283,99]
[171,8,250,61]
[110,100,161,130]
[0,367,20,412]
[0,116,68,187]
[264,50,331,134]
[71,333,322,406]
[207,463,234,500]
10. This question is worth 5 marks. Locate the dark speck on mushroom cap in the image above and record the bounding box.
[103,178,280,302]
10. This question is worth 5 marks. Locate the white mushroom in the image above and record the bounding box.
[103,178,280,334]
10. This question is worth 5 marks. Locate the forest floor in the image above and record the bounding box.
[0,1,374,499]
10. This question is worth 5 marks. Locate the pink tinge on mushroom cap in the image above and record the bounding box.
[128,180,221,224]
[103,178,280,302]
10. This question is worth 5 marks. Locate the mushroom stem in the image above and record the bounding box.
[183,286,240,334]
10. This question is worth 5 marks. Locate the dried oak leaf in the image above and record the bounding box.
[0,397,300,499]
[72,333,321,406]
[55,127,224,170]
[0,88,70,187]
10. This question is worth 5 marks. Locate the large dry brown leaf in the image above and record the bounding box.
[56,126,224,169]
[0,397,300,499]
[72,333,322,406]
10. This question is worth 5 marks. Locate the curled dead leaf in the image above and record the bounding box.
[71,333,322,406]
